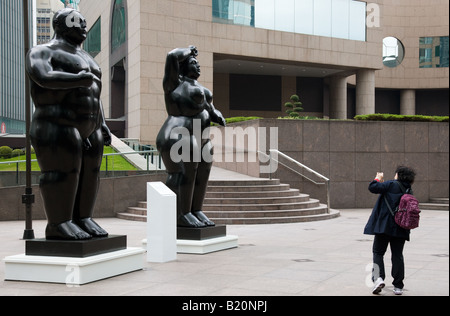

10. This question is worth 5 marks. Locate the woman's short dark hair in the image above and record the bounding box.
[396,165,416,184]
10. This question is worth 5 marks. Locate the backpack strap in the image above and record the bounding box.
[396,180,413,195]
[384,195,396,217]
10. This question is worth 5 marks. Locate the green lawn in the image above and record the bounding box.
[0,147,138,171]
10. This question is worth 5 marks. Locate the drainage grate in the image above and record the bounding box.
[239,243,256,247]
[356,239,373,242]
[432,254,449,258]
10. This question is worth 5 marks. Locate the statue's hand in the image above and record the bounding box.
[189,45,198,57]
[102,123,112,146]
[217,115,226,127]
[78,70,96,87]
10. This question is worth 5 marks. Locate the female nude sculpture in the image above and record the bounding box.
[26,9,111,240]
[157,46,226,228]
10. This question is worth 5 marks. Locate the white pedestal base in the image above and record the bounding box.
[142,235,239,255]
[177,235,239,254]
[3,247,145,285]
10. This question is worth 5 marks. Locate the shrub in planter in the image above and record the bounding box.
[11,149,25,158]
[0,146,13,159]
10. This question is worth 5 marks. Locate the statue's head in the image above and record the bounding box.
[180,56,201,80]
[53,8,87,45]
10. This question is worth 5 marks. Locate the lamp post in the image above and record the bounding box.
[22,0,35,240]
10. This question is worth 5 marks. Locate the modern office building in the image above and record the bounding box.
[80,0,449,146]
[4,0,447,145]
[0,0,63,136]
[0,0,31,135]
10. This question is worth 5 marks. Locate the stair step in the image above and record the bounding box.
[203,199,321,211]
[207,184,290,192]
[208,209,340,225]
[206,188,300,198]
[429,197,449,204]
[126,206,147,216]
[419,202,449,211]
[203,205,329,218]
[204,194,309,205]
[116,212,146,222]
[208,179,280,186]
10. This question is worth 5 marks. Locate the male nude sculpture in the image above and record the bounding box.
[26,9,111,240]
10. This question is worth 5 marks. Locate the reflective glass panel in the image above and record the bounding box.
[213,0,366,41]
[313,0,332,37]
[332,0,349,39]
[111,0,126,52]
[419,36,449,68]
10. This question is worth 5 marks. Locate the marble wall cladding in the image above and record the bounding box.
[213,119,449,208]
[0,173,167,221]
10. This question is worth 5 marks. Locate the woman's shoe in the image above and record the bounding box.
[372,277,385,294]
[393,287,403,295]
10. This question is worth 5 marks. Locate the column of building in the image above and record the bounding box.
[400,89,416,115]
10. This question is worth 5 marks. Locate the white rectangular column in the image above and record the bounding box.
[146,182,177,263]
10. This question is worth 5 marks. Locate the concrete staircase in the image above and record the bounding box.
[419,198,449,211]
[203,178,339,224]
[116,177,340,224]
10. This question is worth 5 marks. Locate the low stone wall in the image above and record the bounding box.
[212,119,449,209]
[0,173,166,221]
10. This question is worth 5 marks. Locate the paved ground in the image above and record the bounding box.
[0,208,448,297]
[0,167,448,297]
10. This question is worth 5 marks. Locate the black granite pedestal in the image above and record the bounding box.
[177,225,226,241]
[25,235,127,258]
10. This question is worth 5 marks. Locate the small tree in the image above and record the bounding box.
[284,94,303,118]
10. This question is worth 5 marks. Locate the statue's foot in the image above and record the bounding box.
[178,213,207,228]
[46,221,92,240]
[192,210,215,226]
[75,217,108,238]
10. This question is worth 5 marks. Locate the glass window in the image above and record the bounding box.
[294,0,313,35]
[111,0,127,52]
[84,17,101,58]
[383,36,405,68]
[314,0,332,37]
[419,36,449,68]
[213,0,367,41]
[331,0,349,39]
[254,0,275,30]
[275,0,295,33]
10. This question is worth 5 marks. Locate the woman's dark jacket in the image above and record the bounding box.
[364,179,411,241]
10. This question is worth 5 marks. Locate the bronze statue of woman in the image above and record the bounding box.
[26,9,111,240]
[157,46,226,228]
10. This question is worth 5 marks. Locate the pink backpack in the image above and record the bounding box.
[384,181,421,230]
[395,193,421,229]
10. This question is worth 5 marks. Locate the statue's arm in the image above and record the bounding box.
[26,47,94,90]
[205,92,226,127]
[163,46,197,93]
[99,100,112,146]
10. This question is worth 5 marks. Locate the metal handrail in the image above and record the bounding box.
[259,149,331,213]
[0,149,162,186]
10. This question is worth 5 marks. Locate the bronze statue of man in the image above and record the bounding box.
[157,46,226,228]
[26,8,111,240]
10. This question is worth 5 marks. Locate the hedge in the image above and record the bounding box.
[354,114,449,122]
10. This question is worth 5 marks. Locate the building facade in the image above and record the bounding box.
[0,0,30,135]
[0,0,63,136]
[77,0,448,145]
